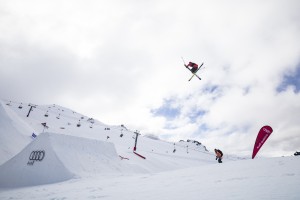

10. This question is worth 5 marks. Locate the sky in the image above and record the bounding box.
[0,0,300,157]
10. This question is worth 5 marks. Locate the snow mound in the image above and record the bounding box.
[0,132,141,188]
[0,100,33,165]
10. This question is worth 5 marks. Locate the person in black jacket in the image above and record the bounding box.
[214,149,223,163]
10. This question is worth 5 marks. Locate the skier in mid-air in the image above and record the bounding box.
[185,61,199,73]
[181,57,204,81]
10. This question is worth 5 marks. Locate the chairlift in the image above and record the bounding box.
[18,103,23,109]
[56,114,60,119]
[88,118,95,124]
[44,111,49,117]
[6,101,11,106]
[89,124,93,128]
[173,143,176,153]
[77,120,81,127]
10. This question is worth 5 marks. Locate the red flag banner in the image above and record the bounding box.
[252,125,273,159]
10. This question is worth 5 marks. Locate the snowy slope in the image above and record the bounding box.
[0,100,33,165]
[1,100,217,172]
[0,99,299,200]
[0,157,299,200]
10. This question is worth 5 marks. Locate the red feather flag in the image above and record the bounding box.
[252,125,273,159]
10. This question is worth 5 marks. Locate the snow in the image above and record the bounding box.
[0,99,299,200]
[0,101,32,165]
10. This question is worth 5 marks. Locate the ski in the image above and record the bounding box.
[188,73,201,81]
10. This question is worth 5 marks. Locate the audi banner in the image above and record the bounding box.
[252,125,273,159]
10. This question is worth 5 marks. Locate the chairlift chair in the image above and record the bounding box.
[77,120,81,127]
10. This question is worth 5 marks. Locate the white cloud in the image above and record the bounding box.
[1,0,300,157]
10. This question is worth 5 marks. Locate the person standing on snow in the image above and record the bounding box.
[214,149,223,163]
[185,62,199,73]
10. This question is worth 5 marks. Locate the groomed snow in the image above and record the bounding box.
[0,100,299,199]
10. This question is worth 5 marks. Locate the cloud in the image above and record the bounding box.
[0,39,80,102]
[1,0,300,157]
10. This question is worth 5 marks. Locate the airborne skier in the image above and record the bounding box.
[181,57,204,81]
[185,62,199,73]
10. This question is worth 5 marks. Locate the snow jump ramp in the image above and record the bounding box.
[0,132,126,187]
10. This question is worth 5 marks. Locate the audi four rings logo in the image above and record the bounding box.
[27,150,45,165]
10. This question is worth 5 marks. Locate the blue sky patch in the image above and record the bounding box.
[151,99,181,120]
[189,109,206,123]
[277,64,300,93]
[192,124,210,136]
[203,85,219,93]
